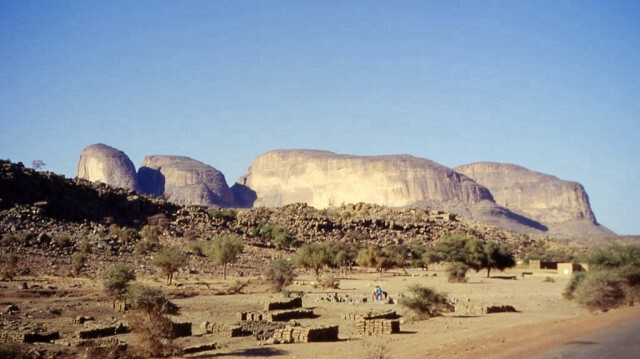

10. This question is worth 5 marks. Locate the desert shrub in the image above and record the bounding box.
[208,208,237,223]
[205,235,244,280]
[251,221,295,249]
[189,242,205,257]
[72,252,87,276]
[139,225,160,243]
[320,275,340,289]
[362,338,391,359]
[55,235,71,247]
[118,227,138,244]
[297,242,333,279]
[563,271,586,299]
[126,284,180,317]
[399,284,449,320]
[1,254,19,280]
[1,233,24,246]
[125,285,181,357]
[104,265,136,308]
[264,259,296,292]
[446,262,469,283]
[225,280,248,294]
[0,343,27,359]
[576,270,626,312]
[84,341,134,359]
[134,238,159,255]
[79,239,92,254]
[542,276,555,283]
[150,248,186,285]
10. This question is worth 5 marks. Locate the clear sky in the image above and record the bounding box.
[1,1,639,234]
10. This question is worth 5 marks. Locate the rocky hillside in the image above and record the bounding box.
[3,158,584,278]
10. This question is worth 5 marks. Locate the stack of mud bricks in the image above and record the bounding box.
[240,309,314,322]
[264,297,303,311]
[271,325,339,343]
[205,322,244,337]
[1,330,60,344]
[343,309,397,322]
[351,310,400,336]
[356,318,400,336]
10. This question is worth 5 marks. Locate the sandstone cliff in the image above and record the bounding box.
[236,150,494,209]
[454,162,613,236]
[76,144,140,192]
[138,155,235,208]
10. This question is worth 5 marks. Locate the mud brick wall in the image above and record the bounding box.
[355,319,400,336]
[1,331,60,344]
[454,303,517,315]
[272,325,339,343]
[240,309,315,322]
[77,322,128,339]
[343,310,398,321]
[264,297,302,311]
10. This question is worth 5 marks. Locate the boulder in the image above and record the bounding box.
[138,155,235,208]
[76,144,140,192]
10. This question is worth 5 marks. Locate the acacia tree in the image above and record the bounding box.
[151,247,186,285]
[481,241,516,277]
[103,265,136,308]
[264,259,296,292]
[356,245,395,275]
[296,242,332,279]
[205,235,244,279]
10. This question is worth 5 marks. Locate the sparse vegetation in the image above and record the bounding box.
[362,338,391,359]
[150,247,186,285]
[205,235,244,280]
[71,252,87,276]
[575,270,626,312]
[55,234,71,248]
[399,284,450,320]
[208,208,238,223]
[297,242,332,279]
[446,262,469,283]
[1,254,19,280]
[104,265,136,308]
[264,259,296,292]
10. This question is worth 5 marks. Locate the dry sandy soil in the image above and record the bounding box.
[2,265,639,359]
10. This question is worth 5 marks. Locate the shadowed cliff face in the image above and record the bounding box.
[138,155,235,208]
[454,162,613,237]
[454,162,597,224]
[237,150,494,208]
[76,143,140,192]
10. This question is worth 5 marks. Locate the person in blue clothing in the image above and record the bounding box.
[375,285,383,301]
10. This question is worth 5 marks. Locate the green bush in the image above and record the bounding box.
[446,262,469,283]
[563,271,586,299]
[1,254,19,280]
[264,259,296,292]
[399,284,449,320]
[71,252,87,276]
[208,208,237,223]
[104,264,136,308]
[576,270,626,312]
[151,248,186,285]
[55,235,71,248]
[78,239,92,254]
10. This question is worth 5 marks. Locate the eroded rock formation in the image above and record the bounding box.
[76,144,140,192]
[138,155,235,208]
[454,162,613,236]
[236,150,494,209]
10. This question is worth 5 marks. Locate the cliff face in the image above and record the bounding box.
[138,155,235,208]
[76,144,140,192]
[454,162,596,224]
[454,162,613,236]
[236,150,494,208]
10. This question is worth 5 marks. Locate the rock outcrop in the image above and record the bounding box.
[236,150,494,209]
[454,162,613,236]
[138,155,235,208]
[76,144,140,192]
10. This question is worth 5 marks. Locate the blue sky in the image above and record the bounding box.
[1,1,639,234]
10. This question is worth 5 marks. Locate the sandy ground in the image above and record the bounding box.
[2,265,639,359]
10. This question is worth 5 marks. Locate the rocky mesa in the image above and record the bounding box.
[454,162,613,237]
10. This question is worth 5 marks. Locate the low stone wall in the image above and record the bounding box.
[271,325,339,343]
[264,297,303,311]
[355,319,400,336]
[202,322,246,337]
